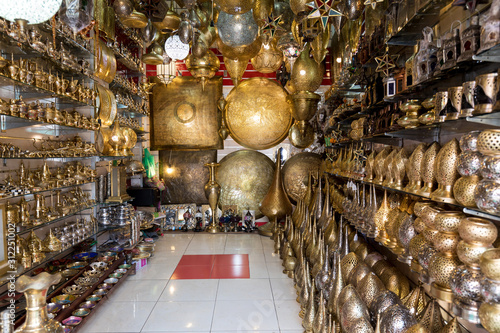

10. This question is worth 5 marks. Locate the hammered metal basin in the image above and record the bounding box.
[282,152,322,203]
[217,149,274,218]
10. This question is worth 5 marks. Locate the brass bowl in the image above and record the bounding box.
[62,285,87,295]
[98,283,113,290]
[85,295,102,302]
[423,227,440,244]
[72,308,90,317]
[478,130,500,156]
[432,231,460,254]
[479,302,500,332]
[108,273,123,279]
[93,289,108,296]
[456,240,492,267]
[79,301,97,309]
[458,217,498,244]
[480,248,500,280]
[84,270,103,279]
[51,294,76,305]
[434,211,465,233]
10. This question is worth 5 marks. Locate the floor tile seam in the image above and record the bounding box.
[209,279,221,331]
[266,252,284,332]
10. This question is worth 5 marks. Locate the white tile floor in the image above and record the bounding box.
[81,233,303,333]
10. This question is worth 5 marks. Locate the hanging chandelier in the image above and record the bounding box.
[157,60,177,85]
[164,35,190,60]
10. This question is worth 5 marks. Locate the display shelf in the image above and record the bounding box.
[117,105,147,118]
[0,155,98,161]
[0,181,94,202]
[38,23,94,59]
[0,32,94,82]
[473,44,500,63]
[0,114,96,135]
[15,204,96,236]
[97,155,130,161]
[54,258,134,333]
[110,79,147,100]
[327,172,500,225]
[386,0,449,46]
[0,75,95,110]
[0,228,107,290]
[114,16,143,47]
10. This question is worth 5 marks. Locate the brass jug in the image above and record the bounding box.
[204,163,221,233]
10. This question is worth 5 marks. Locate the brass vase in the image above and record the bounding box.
[418,142,441,197]
[291,43,324,92]
[453,175,480,207]
[431,139,461,204]
[14,272,63,333]
[204,163,221,233]
[259,149,293,237]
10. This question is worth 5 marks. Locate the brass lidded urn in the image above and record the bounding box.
[259,148,293,237]
[15,272,63,333]
[204,162,221,233]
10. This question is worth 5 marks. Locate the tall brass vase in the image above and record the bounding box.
[205,162,221,233]
[259,149,293,237]
[15,272,63,333]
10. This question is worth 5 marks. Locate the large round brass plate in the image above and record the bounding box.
[282,152,322,203]
[225,77,292,150]
[217,150,274,218]
[96,85,117,127]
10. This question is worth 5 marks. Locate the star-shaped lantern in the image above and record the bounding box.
[260,14,286,39]
[375,49,399,77]
[363,0,384,10]
[306,0,342,30]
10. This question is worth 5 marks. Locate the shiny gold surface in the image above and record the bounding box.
[357,272,387,308]
[282,152,322,203]
[259,149,293,236]
[225,78,292,150]
[151,76,223,150]
[434,211,465,233]
[418,142,441,196]
[251,37,283,74]
[215,0,254,14]
[453,175,480,207]
[217,150,274,218]
[224,57,247,86]
[120,9,148,28]
[288,122,315,148]
[291,44,324,92]
[429,253,461,289]
[431,139,461,203]
[458,217,498,244]
[15,272,63,333]
[205,162,221,233]
[217,36,262,60]
[97,85,117,127]
[403,286,427,318]
[480,248,500,280]
[379,267,410,299]
[311,24,330,64]
[185,50,220,88]
[479,302,500,333]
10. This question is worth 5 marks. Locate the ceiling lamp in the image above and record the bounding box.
[0,0,63,25]
[157,60,177,85]
[277,32,301,70]
[164,35,190,60]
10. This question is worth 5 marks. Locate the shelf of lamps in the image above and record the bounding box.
[327,112,500,148]
[0,156,99,162]
[0,74,96,111]
[113,16,144,47]
[110,77,147,100]
[38,21,94,60]
[0,114,98,134]
[0,181,95,202]
[14,204,97,236]
[327,172,500,223]
[0,228,109,290]
[0,30,96,83]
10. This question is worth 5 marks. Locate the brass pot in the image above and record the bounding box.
[453,175,480,207]
[414,201,433,217]
[418,142,441,196]
[458,217,498,244]
[434,211,465,233]
[480,248,500,281]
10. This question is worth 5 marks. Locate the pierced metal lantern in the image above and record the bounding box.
[441,28,461,70]
[458,16,481,62]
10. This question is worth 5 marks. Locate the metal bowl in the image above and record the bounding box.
[93,289,108,296]
[63,285,87,295]
[72,308,90,317]
[101,251,117,257]
[98,283,113,290]
[62,316,82,326]
[66,261,88,269]
[104,278,119,284]
[90,261,108,271]
[119,264,131,269]
[51,294,77,305]
[85,295,102,302]
[61,269,79,278]
[73,252,98,261]
[114,269,127,274]
[75,276,99,287]
[108,273,123,279]
[84,270,103,279]
[47,302,63,314]
[79,301,97,309]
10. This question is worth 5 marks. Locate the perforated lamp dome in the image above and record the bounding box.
[0,0,63,24]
